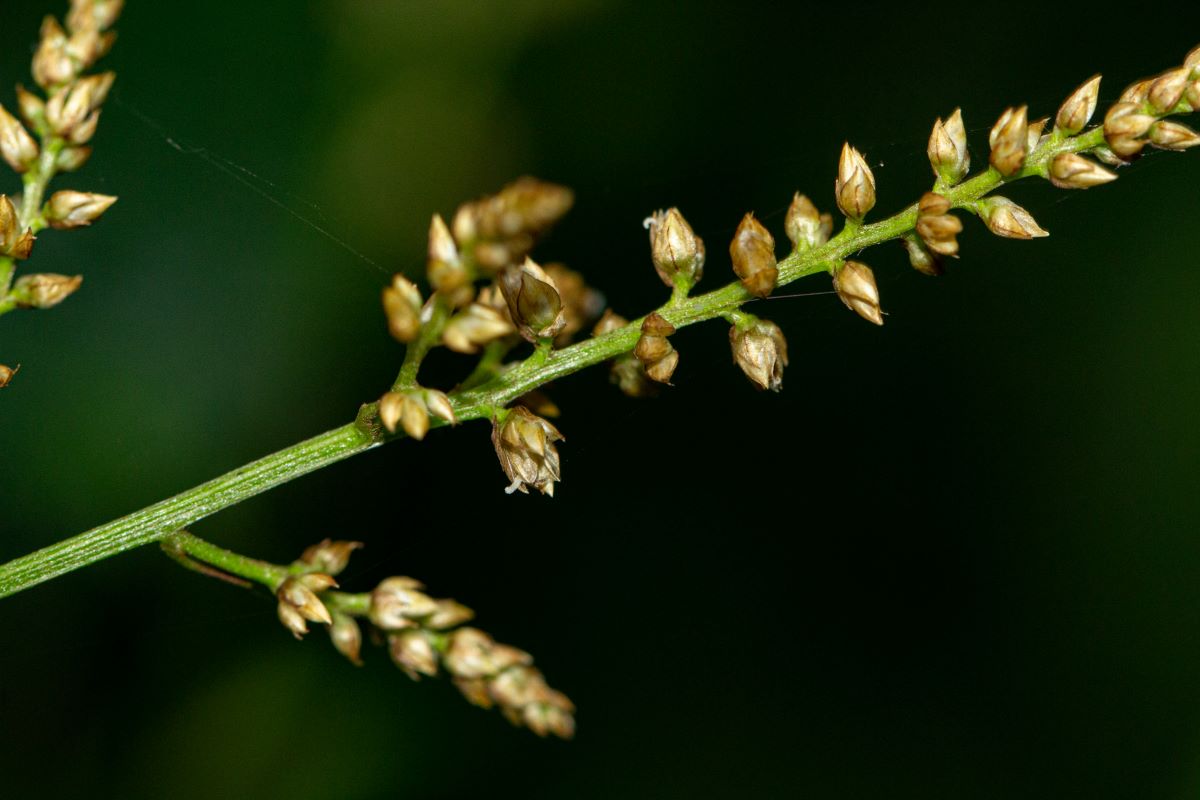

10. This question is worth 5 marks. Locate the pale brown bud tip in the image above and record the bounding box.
[834,261,883,326]
[277,575,336,634]
[499,258,566,342]
[370,576,440,629]
[45,190,117,229]
[0,105,39,173]
[300,539,363,576]
[729,213,777,298]
[1049,153,1118,189]
[989,105,1029,177]
[11,274,82,309]
[977,196,1049,239]
[730,319,788,392]
[492,406,564,497]
[1055,75,1101,136]
[329,612,363,666]
[645,207,705,289]
[784,193,827,250]
[927,108,970,185]
[835,143,876,219]
[389,630,440,681]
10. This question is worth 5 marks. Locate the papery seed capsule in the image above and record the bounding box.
[498,258,566,342]
[56,146,91,172]
[329,612,363,666]
[989,105,1028,177]
[1148,121,1200,150]
[1092,145,1128,167]
[1056,75,1102,135]
[443,627,498,679]
[609,354,656,398]
[1148,67,1191,114]
[378,391,404,434]
[835,143,876,219]
[729,213,777,298]
[11,273,83,308]
[1049,152,1118,188]
[45,190,117,228]
[1026,118,1048,152]
[785,193,826,250]
[543,263,603,344]
[645,207,704,289]
[400,394,430,441]
[730,319,788,392]
[977,196,1049,239]
[0,105,38,173]
[833,261,883,326]
[903,236,942,277]
[928,108,970,185]
[492,407,565,496]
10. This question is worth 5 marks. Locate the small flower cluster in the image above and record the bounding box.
[266,538,574,739]
[0,0,122,385]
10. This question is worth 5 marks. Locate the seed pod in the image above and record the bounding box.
[1048,153,1118,188]
[370,576,439,629]
[645,207,705,289]
[835,143,876,219]
[382,275,423,343]
[729,212,777,298]
[730,319,788,392]
[989,105,1028,177]
[498,258,566,342]
[492,406,565,496]
[390,630,440,680]
[1056,75,1101,135]
[1148,67,1191,114]
[914,192,961,257]
[903,235,942,277]
[634,312,678,384]
[0,105,38,173]
[11,274,83,308]
[833,261,883,326]
[784,193,826,250]
[928,108,970,185]
[1148,121,1200,151]
[977,196,1049,239]
[45,190,117,229]
[442,302,514,353]
[329,612,363,666]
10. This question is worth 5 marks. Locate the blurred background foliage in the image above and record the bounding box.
[2,1,1199,798]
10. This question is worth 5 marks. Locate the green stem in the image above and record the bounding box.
[393,294,451,390]
[163,530,287,588]
[0,119,1172,598]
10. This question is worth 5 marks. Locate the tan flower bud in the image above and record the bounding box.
[499,258,566,342]
[1148,121,1200,151]
[370,576,439,629]
[492,406,564,496]
[277,601,309,639]
[11,274,82,308]
[729,213,777,298]
[1148,67,1191,114]
[989,105,1028,177]
[634,312,678,384]
[45,73,114,140]
[425,213,472,307]
[591,308,627,337]
[56,145,92,172]
[423,389,457,426]
[1092,145,1128,167]
[442,302,514,353]
[489,664,550,709]
[473,177,573,240]
[833,260,883,326]
[543,263,603,343]
[33,17,75,88]
[398,393,430,440]
[382,275,422,343]
[1119,78,1152,105]
[300,538,363,576]
[1104,102,1155,158]
[443,627,498,679]
[277,574,335,632]
[0,196,35,260]
[0,364,18,389]
[45,190,117,229]
[68,0,125,32]
[16,86,45,130]
[730,319,788,392]
[427,598,475,630]
[1056,74,1101,135]
[784,193,827,250]
[645,207,705,289]
[977,196,1049,239]
[389,630,439,680]
[329,611,363,666]
[914,192,961,257]
[835,143,876,219]
[1048,152,1118,189]
[0,105,39,173]
[903,236,942,277]
[928,108,970,185]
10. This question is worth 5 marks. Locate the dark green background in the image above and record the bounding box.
[2,2,1199,798]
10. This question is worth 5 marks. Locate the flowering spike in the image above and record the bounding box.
[835,143,876,219]
[729,213,777,298]
[833,261,883,326]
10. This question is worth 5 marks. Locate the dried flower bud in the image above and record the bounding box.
[989,105,1028,177]
[645,207,705,289]
[1048,153,1118,188]
[1056,75,1101,135]
[56,145,91,172]
[835,143,876,219]
[427,599,475,630]
[634,312,678,384]
[0,105,39,173]
[1092,145,1128,167]
[0,364,18,389]
[1148,67,1191,114]
[11,274,82,309]
[442,302,515,353]
[469,177,574,241]
[543,263,603,343]
[784,193,827,250]
[0,196,35,260]
[903,235,942,277]
[425,214,472,307]
[45,190,117,229]
[833,260,883,326]
[729,213,777,297]
[378,391,430,440]
[382,275,423,343]
[16,86,45,131]
[1104,102,1155,158]
[390,630,440,680]
[1119,78,1152,105]
[33,16,75,88]
[927,108,970,184]
[591,308,627,337]
[492,406,564,496]
[276,574,336,637]
[300,539,363,576]
[1148,121,1200,151]
[499,258,566,342]
[329,612,363,666]
[278,601,309,639]
[915,192,962,257]
[977,196,1049,239]
[424,389,457,426]
[370,576,439,629]
[444,628,500,679]
[45,73,114,141]
[730,319,788,392]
